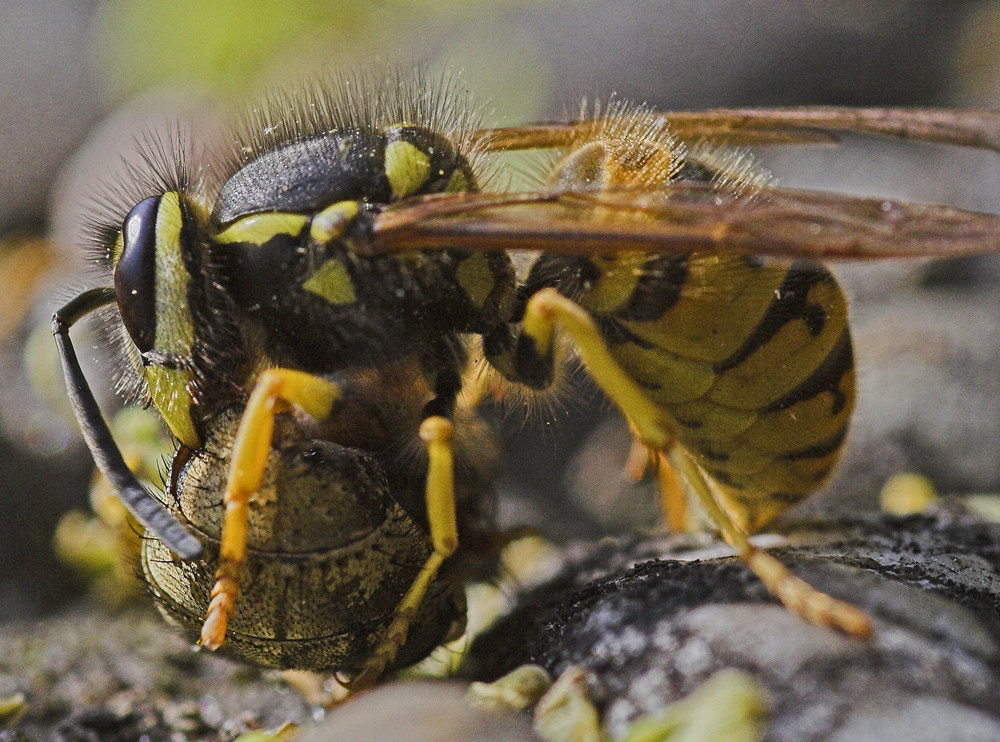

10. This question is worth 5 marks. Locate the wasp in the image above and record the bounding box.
[52,68,1000,689]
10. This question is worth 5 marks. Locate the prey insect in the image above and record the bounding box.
[52,69,1000,688]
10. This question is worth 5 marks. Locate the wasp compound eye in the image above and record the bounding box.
[114,195,161,353]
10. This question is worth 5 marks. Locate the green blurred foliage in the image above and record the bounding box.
[88,0,555,124]
[620,670,770,742]
[90,0,372,98]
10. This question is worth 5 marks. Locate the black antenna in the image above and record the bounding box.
[52,288,203,560]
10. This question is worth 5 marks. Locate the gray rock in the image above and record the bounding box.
[298,682,540,742]
[466,512,1000,741]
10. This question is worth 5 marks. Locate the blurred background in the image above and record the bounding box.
[2,0,1000,622]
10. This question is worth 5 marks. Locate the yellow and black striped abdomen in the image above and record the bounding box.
[579,252,854,529]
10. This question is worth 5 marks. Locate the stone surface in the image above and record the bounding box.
[6,511,1000,740]
[465,511,1000,741]
[0,605,316,741]
[297,682,539,742]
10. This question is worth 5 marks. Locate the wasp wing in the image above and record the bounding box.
[476,108,1000,152]
[370,182,1000,261]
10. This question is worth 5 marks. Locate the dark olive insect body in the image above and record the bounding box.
[143,401,495,673]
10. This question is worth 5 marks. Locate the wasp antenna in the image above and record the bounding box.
[52,288,203,560]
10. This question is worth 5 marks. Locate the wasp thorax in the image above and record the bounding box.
[213,125,475,226]
[141,406,466,672]
[547,138,679,191]
[383,125,476,199]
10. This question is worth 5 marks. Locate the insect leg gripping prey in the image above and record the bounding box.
[201,364,462,690]
[200,368,344,649]
[519,287,873,638]
[345,414,459,691]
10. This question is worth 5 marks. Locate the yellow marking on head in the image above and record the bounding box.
[385,140,431,199]
[310,200,360,243]
[146,366,198,446]
[110,231,124,265]
[303,258,356,306]
[147,191,197,446]
[215,212,308,245]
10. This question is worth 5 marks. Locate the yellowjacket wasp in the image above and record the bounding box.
[52,69,1000,689]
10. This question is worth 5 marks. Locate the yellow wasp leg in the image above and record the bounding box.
[522,289,674,450]
[669,450,871,636]
[656,451,691,533]
[623,437,690,532]
[623,434,655,483]
[346,415,458,691]
[200,368,341,650]
[522,287,872,638]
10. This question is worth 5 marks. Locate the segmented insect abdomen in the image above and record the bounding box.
[584,252,855,529]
